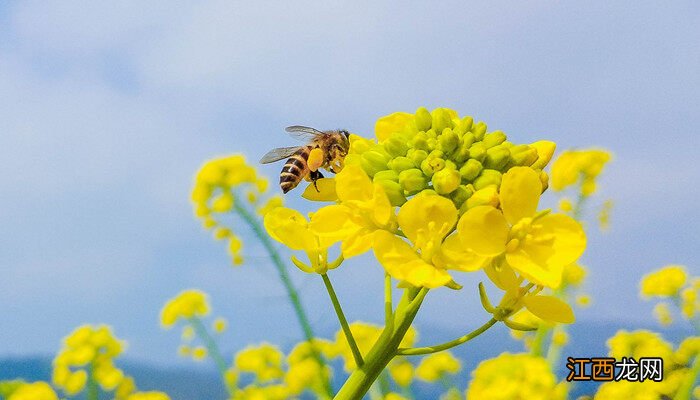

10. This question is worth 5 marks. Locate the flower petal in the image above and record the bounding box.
[500,167,542,225]
[505,243,562,288]
[398,194,457,245]
[309,205,358,241]
[373,231,451,288]
[302,178,338,201]
[375,112,414,143]
[537,213,587,267]
[263,207,315,251]
[335,164,373,202]
[434,235,489,272]
[341,228,376,258]
[522,295,575,324]
[457,206,508,256]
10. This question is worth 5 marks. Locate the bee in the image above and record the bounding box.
[260,126,351,193]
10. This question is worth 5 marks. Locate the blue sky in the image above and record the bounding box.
[0,1,698,366]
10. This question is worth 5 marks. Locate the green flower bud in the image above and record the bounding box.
[458,116,474,132]
[421,157,445,177]
[449,184,474,208]
[361,150,389,177]
[484,145,511,170]
[452,133,475,163]
[409,149,429,167]
[461,132,475,149]
[428,149,445,160]
[432,168,461,194]
[426,137,438,150]
[375,179,406,206]
[472,121,487,141]
[459,159,483,181]
[473,169,502,190]
[385,136,409,157]
[431,108,453,134]
[425,128,437,139]
[444,160,458,171]
[373,169,399,183]
[468,142,487,162]
[411,131,429,151]
[415,107,432,131]
[388,156,416,173]
[482,130,507,149]
[399,168,429,193]
[437,128,459,154]
[509,145,538,167]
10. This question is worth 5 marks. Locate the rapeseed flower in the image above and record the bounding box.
[4,382,58,400]
[640,264,688,298]
[52,325,126,396]
[466,353,565,400]
[234,343,285,382]
[160,289,210,328]
[458,167,586,288]
[550,149,611,195]
[415,351,461,382]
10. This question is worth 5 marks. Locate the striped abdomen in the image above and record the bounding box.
[280,146,312,193]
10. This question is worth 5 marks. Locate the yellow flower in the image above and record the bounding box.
[385,393,410,400]
[160,289,210,328]
[264,207,342,273]
[191,346,208,361]
[234,343,284,382]
[213,317,228,334]
[7,382,58,400]
[653,303,673,326]
[550,149,612,194]
[125,392,172,400]
[458,167,586,288]
[607,330,674,365]
[387,358,414,387]
[373,193,488,288]
[466,353,565,400]
[284,340,332,397]
[309,164,398,258]
[640,265,688,298]
[415,351,461,382]
[681,279,699,319]
[52,325,126,395]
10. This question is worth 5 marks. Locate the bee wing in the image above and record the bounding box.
[259,146,303,164]
[285,125,325,141]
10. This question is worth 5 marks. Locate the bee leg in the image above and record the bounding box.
[309,170,324,192]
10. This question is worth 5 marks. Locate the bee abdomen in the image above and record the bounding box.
[280,149,310,193]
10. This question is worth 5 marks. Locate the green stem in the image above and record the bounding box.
[335,288,428,400]
[546,324,566,367]
[530,323,551,357]
[189,317,233,393]
[87,361,99,400]
[385,273,393,329]
[322,273,364,368]
[674,354,699,400]
[235,201,334,396]
[397,318,498,356]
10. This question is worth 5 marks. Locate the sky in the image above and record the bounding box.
[0,1,698,366]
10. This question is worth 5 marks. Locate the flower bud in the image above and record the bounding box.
[438,128,459,154]
[411,131,429,151]
[432,168,461,194]
[388,156,416,173]
[361,150,389,177]
[409,149,429,167]
[484,145,511,170]
[415,107,432,131]
[468,142,487,162]
[473,169,502,190]
[509,145,538,167]
[465,186,499,209]
[472,121,487,141]
[375,179,407,206]
[458,116,474,132]
[431,108,453,134]
[399,168,429,193]
[449,184,474,208]
[385,136,409,157]
[530,140,556,169]
[539,170,549,191]
[482,130,507,149]
[425,128,437,139]
[459,159,483,181]
[421,157,445,177]
[374,170,399,183]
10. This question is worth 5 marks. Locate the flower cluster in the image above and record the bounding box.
[466,352,566,400]
[52,325,126,395]
[595,330,699,399]
[639,264,699,326]
[550,149,611,196]
[0,381,58,400]
[267,108,586,292]
[191,154,282,265]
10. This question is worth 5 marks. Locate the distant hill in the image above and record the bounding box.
[0,321,692,399]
